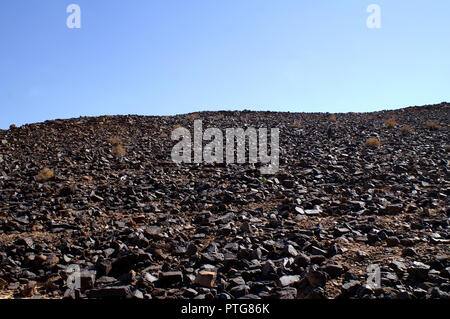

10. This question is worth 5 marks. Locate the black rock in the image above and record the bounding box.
[306,270,328,288]
[408,261,431,280]
[229,285,250,298]
[295,253,310,268]
[386,236,400,247]
[322,264,344,278]
[158,271,183,286]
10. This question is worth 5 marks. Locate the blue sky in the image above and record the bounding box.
[1,0,449,129]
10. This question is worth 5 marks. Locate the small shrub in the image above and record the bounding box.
[9,124,17,130]
[365,137,381,148]
[186,113,199,120]
[290,120,302,128]
[108,137,122,146]
[426,121,441,130]
[112,144,126,156]
[108,136,126,156]
[384,117,396,128]
[329,114,337,122]
[400,124,413,134]
[36,168,54,182]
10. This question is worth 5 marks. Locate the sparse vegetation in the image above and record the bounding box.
[290,120,302,128]
[108,136,122,146]
[186,113,199,120]
[384,117,397,128]
[400,124,413,134]
[112,144,126,156]
[109,136,126,156]
[365,137,381,148]
[426,121,441,130]
[36,168,54,182]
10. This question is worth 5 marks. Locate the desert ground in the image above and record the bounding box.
[0,103,448,299]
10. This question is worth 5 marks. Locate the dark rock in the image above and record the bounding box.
[80,270,96,291]
[389,260,408,274]
[402,247,417,257]
[408,261,431,280]
[295,253,310,267]
[341,280,362,296]
[229,285,250,298]
[386,236,400,247]
[306,270,328,288]
[158,271,183,286]
[322,264,344,278]
[310,255,326,265]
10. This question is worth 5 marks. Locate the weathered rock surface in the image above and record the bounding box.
[0,103,448,299]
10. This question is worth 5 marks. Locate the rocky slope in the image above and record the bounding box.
[0,103,448,299]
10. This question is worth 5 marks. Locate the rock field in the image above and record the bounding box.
[0,103,448,299]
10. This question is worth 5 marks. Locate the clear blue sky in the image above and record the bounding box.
[1,0,449,129]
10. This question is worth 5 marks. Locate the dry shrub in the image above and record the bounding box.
[108,137,122,146]
[36,168,54,182]
[384,117,397,128]
[112,144,126,156]
[400,124,413,134]
[365,137,381,148]
[426,121,441,130]
[108,137,126,156]
[329,114,337,122]
[186,113,199,120]
[290,120,302,128]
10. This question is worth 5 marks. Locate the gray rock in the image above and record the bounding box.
[279,275,301,287]
[389,260,408,274]
[284,244,298,257]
